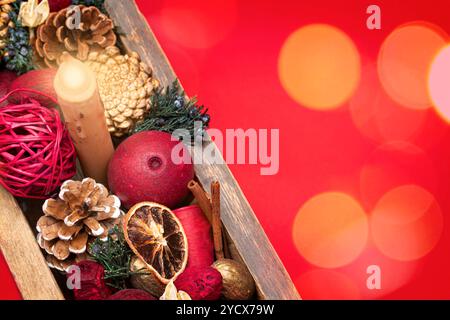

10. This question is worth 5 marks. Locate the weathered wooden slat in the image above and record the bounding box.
[105,0,300,300]
[0,186,64,300]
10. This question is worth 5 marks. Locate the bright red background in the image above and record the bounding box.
[1,0,450,299]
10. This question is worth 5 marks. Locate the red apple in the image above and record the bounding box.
[108,131,194,209]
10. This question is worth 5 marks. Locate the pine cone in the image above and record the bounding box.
[34,5,116,68]
[0,0,15,54]
[85,46,158,137]
[36,178,122,272]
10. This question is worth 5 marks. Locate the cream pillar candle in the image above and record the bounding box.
[54,58,114,185]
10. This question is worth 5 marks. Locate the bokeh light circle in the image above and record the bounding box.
[378,22,447,110]
[350,64,427,143]
[342,244,420,299]
[292,192,369,268]
[429,45,450,122]
[278,24,361,110]
[371,185,443,262]
[296,269,360,300]
[158,0,237,49]
[360,141,437,209]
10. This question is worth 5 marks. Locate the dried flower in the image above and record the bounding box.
[18,0,49,28]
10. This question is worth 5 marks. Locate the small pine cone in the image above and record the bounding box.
[85,46,159,137]
[34,5,116,68]
[36,178,122,272]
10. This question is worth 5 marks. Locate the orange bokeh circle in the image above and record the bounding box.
[378,22,447,110]
[278,24,361,110]
[371,185,443,262]
[292,192,369,268]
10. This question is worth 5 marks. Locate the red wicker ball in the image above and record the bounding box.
[0,90,77,199]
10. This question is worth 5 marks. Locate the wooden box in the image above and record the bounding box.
[0,0,300,300]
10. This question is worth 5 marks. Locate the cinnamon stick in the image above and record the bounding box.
[211,181,224,260]
[222,225,231,259]
[188,180,212,223]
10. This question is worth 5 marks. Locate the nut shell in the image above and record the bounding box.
[129,256,166,297]
[212,259,256,300]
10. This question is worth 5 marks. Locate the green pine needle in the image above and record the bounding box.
[89,226,138,290]
[134,81,211,145]
[72,0,107,13]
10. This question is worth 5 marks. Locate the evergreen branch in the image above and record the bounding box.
[89,225,140,290]
[134,80,211,145]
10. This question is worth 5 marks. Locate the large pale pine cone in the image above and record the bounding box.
[85,46,158,137]
[0,0,15,54]
[34,5,116,68]
[36,178,122,272]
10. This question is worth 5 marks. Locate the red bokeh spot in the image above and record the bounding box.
[156,0,237,49]
[360,141,437,209]
[296,269,361,300]
[350,64,427,143]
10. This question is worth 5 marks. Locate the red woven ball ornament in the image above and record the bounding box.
[0,90,77,199]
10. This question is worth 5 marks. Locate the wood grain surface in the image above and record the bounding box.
[0,186,64,300]
[105,0,300,300]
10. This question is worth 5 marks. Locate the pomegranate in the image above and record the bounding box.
[108,131,194,209]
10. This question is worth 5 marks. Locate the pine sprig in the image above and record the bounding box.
[134,81,211,145]
[89,225,137,290]
[72,0,107,13]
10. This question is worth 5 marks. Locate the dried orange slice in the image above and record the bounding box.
[123,202,188,284]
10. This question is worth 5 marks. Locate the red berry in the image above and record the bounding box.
[47,0,72,12]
